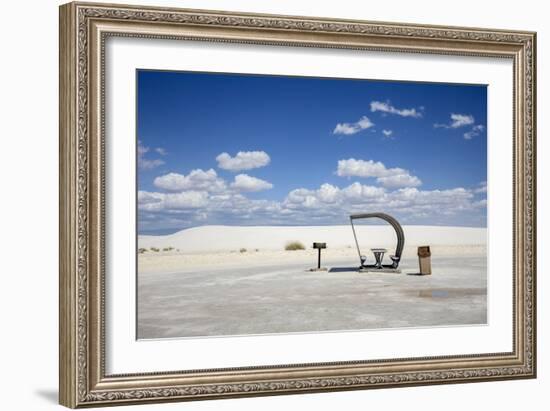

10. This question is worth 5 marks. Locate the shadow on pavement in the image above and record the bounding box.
[328,267,358,273]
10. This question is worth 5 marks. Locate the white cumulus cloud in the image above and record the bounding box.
[317,183,341,203]
[336,158,422,188]
[370,101,423,118]
[382,129,393,138]
[464,124,485,140]
[341,182,386,202]
[153,169,226,192]
[138,141,165,170]
[377,173,422,188]
[138,178,485,231]
[282,182,477,224]
[474,181,487,193]
[391,187,473,208]
[333,116,374,135]
[434,113,475,129]
[216,151,270,171]
[138,190,208,211]
[230,174,273,192]
[337,159,388,178]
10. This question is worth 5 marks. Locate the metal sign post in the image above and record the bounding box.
[312,242,327,271]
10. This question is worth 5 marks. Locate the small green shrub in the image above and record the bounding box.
[239,248,247,253]
[163,247,174,252]
[138,248,148,254]
[150,247,160,252]
[285,241,305,251]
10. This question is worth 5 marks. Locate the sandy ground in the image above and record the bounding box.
[138,252,487,339]
[137,225,487,339]
[138,245,486,274]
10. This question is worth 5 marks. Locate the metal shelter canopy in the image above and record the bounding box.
[349,212,405,269]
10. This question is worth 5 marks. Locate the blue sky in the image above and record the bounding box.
[137,70,487,235]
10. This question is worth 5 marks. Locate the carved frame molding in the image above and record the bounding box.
[59,2,536,408]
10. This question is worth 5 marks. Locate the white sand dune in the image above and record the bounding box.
[139,225,486,253]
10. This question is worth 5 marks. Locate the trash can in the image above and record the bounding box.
[417,246,432,275]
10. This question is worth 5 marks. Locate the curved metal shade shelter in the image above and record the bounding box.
[349,212,405,269]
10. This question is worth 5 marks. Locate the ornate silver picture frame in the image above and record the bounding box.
[59,2,536,408]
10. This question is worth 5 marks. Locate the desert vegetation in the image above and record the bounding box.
[285,241,305,251]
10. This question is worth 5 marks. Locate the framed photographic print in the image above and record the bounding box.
[59,2,537,408]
